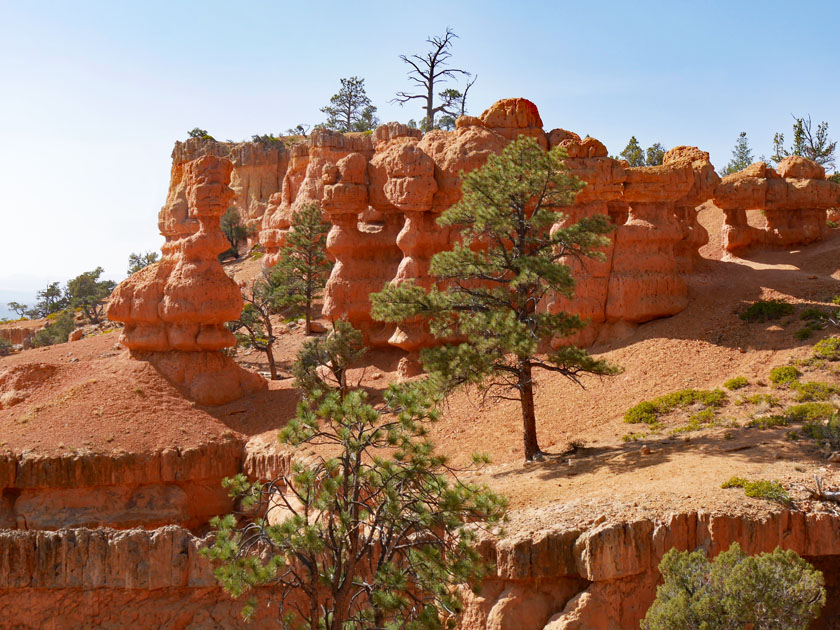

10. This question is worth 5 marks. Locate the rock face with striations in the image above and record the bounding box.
[108,155,265,405]
[255,98,728,351]
[164,137,289,240]
[713,156,840,251]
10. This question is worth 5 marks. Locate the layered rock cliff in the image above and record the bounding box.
[714,156,840,252]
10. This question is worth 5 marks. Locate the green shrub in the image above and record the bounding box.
[803,415,840,450]
[0,338,11,356]
[747,415,788,429]
[624,389,727,425]
[813,337,840,360]
[670,408,721,435]
[800,307,828,321]
[642,543,824,630]
[723,376,749,390]
[737,393,779,407]
[768,365,801,387]
[794,381,839,402]
[721,477,791,504]
[795,327,814,340]
[624,400,659,424]
[739,299,794,323]
[31,311,75,347]
[622,432,646,442]
[828,220,839,229]
[787,402,836,423]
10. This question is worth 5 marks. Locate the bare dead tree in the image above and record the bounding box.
[392,28,472,130]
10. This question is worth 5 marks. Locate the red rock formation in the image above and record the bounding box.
[108,155,264,405]
[714,157,840,252]
[254,98,722,351]
[462,510,840,630]
[165,137,289,240]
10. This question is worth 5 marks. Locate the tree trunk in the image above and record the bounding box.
[519,360,541,461]
[426,76,435,131]
[266,346,277,380]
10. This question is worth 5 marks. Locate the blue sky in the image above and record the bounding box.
[1,0,838,313]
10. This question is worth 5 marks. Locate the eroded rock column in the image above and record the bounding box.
[108,155,265,405]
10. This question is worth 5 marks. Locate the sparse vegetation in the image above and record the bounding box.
[292,319,366,399]
[737,393,780,407]
[642,543,824,629]
[721,477,791,504]
[813,336,840,360]
[793,381,838,402]
[739,299,794,323]
[0,338,12,356]
[723,376,749,390]
[31,311,75,347]
[624,389,727,425]
[747,414,788,429]
[768,365,801,387]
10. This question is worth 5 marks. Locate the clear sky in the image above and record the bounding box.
[1,0,838,309]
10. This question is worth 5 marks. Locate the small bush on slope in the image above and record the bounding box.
[624,389,727,425]
[739,299,794,322]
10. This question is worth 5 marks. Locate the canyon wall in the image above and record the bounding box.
[0,509,837,628]
[156,99,840,354]
[465,509,840,630]
[257,99,725,351]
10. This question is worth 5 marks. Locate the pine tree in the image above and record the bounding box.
[268,202,332,334]
[66,267,116,324]
[127,251,159,275]
[620,136,646,166]
[228,279,281,380]
[720,131,754,176]
[321,76,379,133]
[202,379,506,628]
[292,319,366,399]
[645,142,666,166]
[371,136,620,461]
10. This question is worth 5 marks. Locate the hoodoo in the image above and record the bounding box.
[108,155,265,405]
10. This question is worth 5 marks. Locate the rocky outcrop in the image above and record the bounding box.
[464,509,840,630]
[258,98,719,350]
[0,438,243,531]
[108,155,265,405]
[166,137,289,238]
[0,525,278,628]
[2,509,837,628]
[714,157,840,252]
